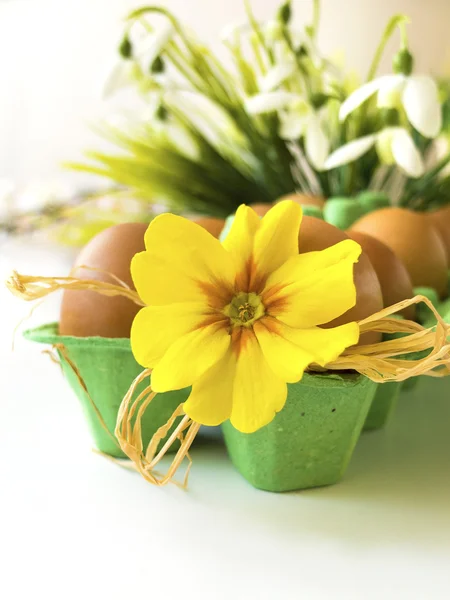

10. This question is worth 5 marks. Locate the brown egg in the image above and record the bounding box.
[347,231,415,320]
[427,205,450,266]
[191,217,225,239]
[351,208,448,298]
[59,222,148,338]
[277,193,325,209]
[248,203,273,216]
[299,216,384,344]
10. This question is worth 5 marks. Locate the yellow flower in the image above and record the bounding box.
[130,201,361,433]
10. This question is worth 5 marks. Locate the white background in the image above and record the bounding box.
[1,237,450,600]
[1,0,450,186]
[2,1,450,598]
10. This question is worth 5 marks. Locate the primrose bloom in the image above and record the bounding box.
[131,201,360,433]
[339,74,442,138]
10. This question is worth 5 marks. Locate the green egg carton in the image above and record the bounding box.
[24,323,190,458]
[364,284,450,433]
[363,382,401,431]
[222,372,377,492]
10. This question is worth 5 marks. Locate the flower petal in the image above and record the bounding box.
[262,239,361,327]
[376,74,404,108]
[102,61,137,99]
[253,319,312,383]
[222,204,260,288]
[402,75,442,138]
[151,322,230,392]
[390,128,425,177]
[131,214,235,306]
[305,114,329,170]
[253,201,303,287]
[324,134,377,170]
[130,303,208,368]
[339,76,390,121]
[229,330,287,433]
[279,108,307,140]
[278,320,360,366]
[245,92,299,114]
[137,22,174,70]
[259,61,296,92]
[183,350,235,425]
[254,317,359,380]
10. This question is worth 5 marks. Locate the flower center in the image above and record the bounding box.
[224,292,265,328]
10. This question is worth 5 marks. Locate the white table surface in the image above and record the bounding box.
[1,238,450,600]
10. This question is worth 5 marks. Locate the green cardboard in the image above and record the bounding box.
[301,205,324,219]
[323,197,365,230]
[413,286,440,324]
[363,382,401,431]
[24,323,190,458]
[356,191,390,213]
[222,372,377,492]
[401,377,420,392]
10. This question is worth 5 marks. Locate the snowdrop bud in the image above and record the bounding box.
[393,48,413,76]
[296,44,308,58]
[155,104,168,121]
[151,56,164,74]
[118,34,133,59]
[265,20,283,42]
[278,1,292,25]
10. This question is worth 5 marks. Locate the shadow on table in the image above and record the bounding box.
[188,377,450,547]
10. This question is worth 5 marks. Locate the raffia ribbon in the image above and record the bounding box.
[7,270,450,488]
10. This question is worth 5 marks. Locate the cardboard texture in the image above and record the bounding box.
[222,372,377,492]
[24,323,190,458]
[323,198,364,230]
[363,382,401,431]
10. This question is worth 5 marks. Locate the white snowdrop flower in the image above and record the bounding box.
[303,112,330,171]
[246,92,329,170]
[432,136,450,178]
[102,60,143,99]
[136,21,174,71]
[324,126,425,177]
[340,74,442,138]
[102,22,173,99]
[245,91,299,114]
[279,100,329,170]
[278,98,310,140]
[258,60,297,92]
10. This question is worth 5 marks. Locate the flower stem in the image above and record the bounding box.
[401,149,450,206]
[243,0,274,64]
[311,0,320,40]
[399,22,408,50]
[366,14,410,81]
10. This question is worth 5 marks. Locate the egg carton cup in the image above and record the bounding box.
[363,278,450,432]
[222,372,377,492]
[9,270,450,491]
[24,323,190,458]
